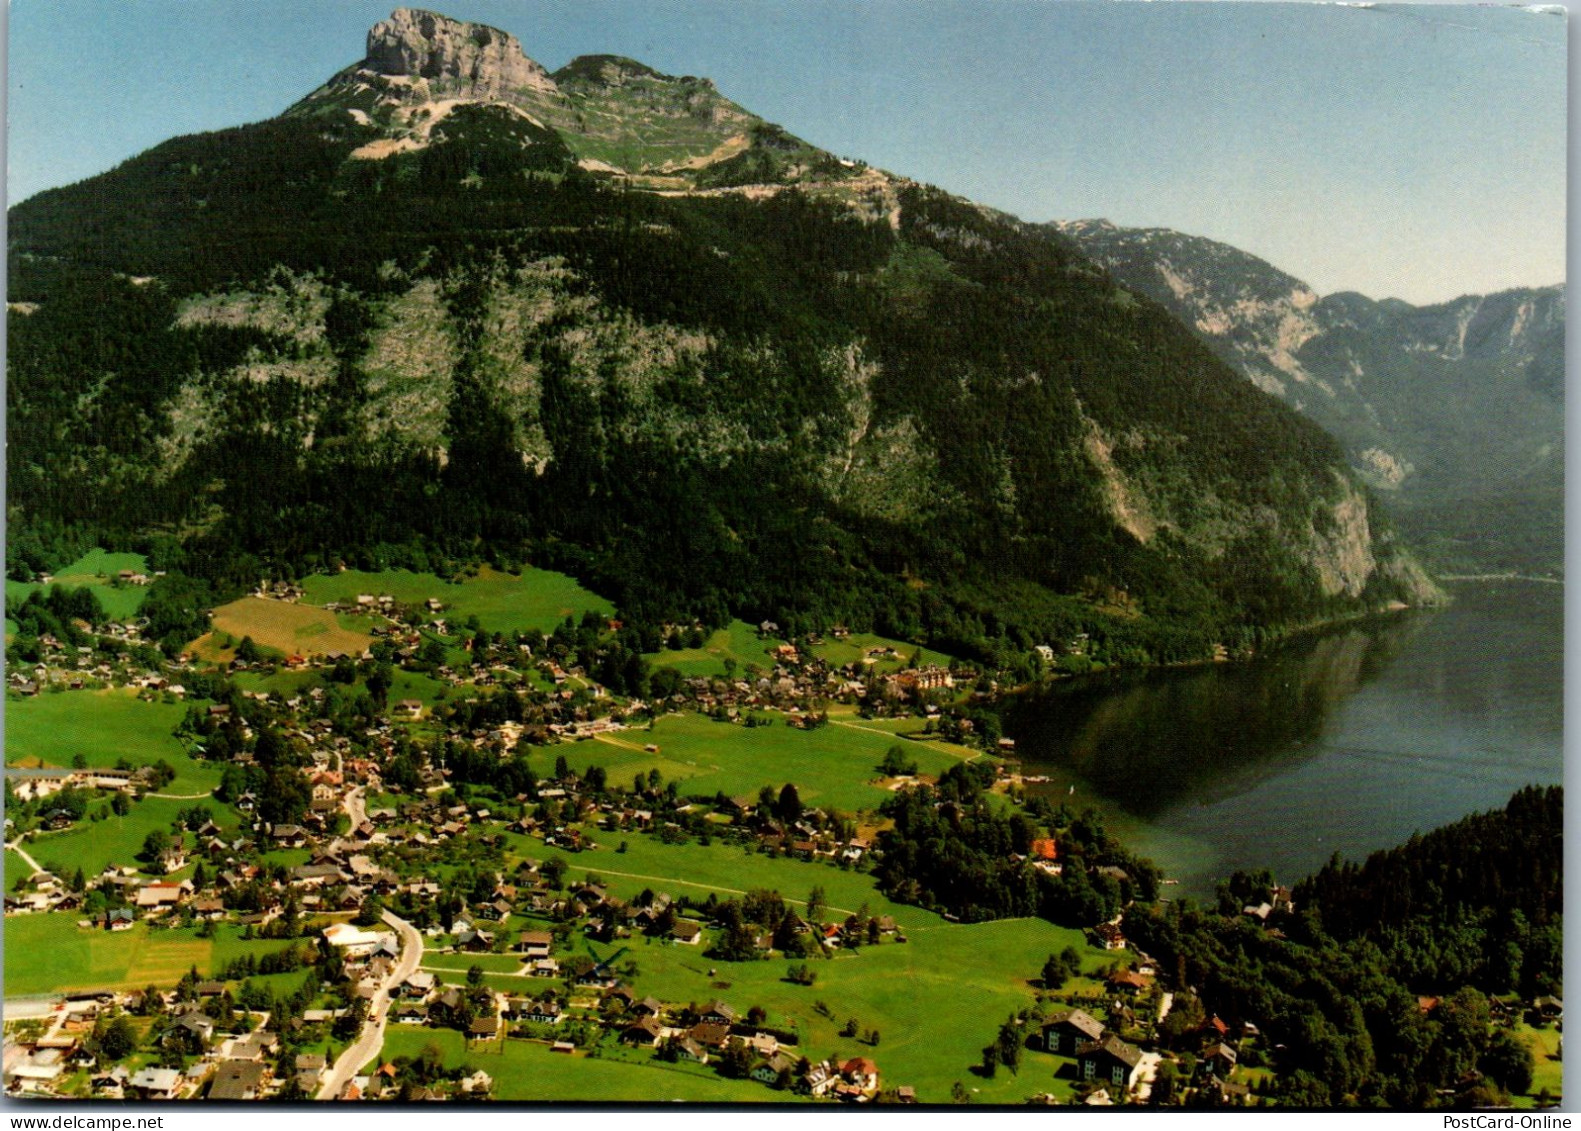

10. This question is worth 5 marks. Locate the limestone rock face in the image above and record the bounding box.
[364,8,558,98]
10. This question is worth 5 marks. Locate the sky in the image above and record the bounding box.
[4,0,1567,304]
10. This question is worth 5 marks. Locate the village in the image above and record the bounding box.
[8,571,1547,1106]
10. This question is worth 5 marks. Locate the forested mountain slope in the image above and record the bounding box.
[7,8,1438,665]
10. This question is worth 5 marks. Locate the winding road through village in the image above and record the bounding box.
[316,907,423,1099]
[316,785,423,1099]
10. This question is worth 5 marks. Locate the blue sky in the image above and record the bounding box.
[5,1,1566,303]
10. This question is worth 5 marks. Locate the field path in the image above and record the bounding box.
[590,734,651,753]
[147,792,213,800]
[829,719,982,761]
[6,840,44,876]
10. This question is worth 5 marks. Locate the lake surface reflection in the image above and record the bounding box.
[1003,582,1563,896]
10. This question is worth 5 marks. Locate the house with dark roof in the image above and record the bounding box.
[670,919,704,945]
[621,1017,663,1047]
[207,1060,268,1101]
[690,1021,732,1050]
[1039,1007,1105,1055]
[1076,1034,1143,1091]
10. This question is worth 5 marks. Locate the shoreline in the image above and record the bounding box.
[1435,573,1563,585]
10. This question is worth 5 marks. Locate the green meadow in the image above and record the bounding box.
[6,849,37,886]
[551,711,972,813]
[373,1027,769,1102]
[607,916,1108,1103]
[421,953,527,975]
[1513,1022,1563,1106]
[644,623,962,680]
[6,689,218,796]
[643,619,786,677]
[300,565,611,634]
[24,795,243,881]
[512,828,932,928]
[6,549,152,621]
[4,916,301,997]
[388,912,1115,1103]
[809,632,958,675]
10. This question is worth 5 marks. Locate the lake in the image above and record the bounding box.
[1002,581,1563,898]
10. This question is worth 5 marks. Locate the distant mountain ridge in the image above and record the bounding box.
[1054,219,1564,575]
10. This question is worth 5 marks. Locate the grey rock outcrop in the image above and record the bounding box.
[364,8,558,98]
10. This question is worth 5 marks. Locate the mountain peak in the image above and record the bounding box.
[364,8,557,98]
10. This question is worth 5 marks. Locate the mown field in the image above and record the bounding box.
[201,596,374,659]
[4,916,300,996]
[373,1027,768,1102]
[553,711,975,813]
[421,953,527,975]
[300,565,611,634]
[6,689,217,796]
[5,549,151,621]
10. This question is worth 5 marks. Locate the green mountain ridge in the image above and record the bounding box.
[7,8,1439,666]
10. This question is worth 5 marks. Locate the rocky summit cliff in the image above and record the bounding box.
[364,8,557,97]
[7,9,1441,663]
[1055,220,1564,575]
[288,8,865,191]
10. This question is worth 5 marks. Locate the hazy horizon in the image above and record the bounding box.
[6,0,1566,305]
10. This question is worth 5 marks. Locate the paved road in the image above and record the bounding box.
[316,908,422,1099]
[344,786,367,831]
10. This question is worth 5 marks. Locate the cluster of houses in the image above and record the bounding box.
[7,617,173,699]
[3,986,330,1101]
[383,968,898,1103]
[1032,961,1271,1107]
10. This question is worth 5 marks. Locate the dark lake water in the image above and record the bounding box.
[1002,581,1563,897]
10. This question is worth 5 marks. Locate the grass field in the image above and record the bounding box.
[6,550,152,621]
[1513,1022,1563,1106]
[24,795,242,881]
[373,1027,788,1102]
[809,632,959,675]
[644,623,962,681]
[231,669,320,698]
[3,916,301,996]
[6,849,37,886]
[643,619,787,677]
[513,829,933,930]
[557,711,973,813]
[299,565,612,634]
[5,689,219,796]
[202,597,374,659]
[567,916,1103,1103]
[422,953,527,974]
